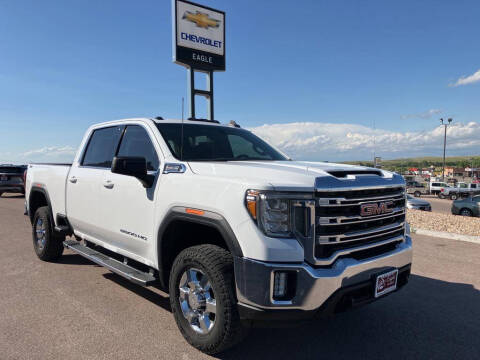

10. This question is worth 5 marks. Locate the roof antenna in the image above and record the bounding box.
[181,97,184,161]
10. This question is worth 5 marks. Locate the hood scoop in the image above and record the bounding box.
[327,170,382,178]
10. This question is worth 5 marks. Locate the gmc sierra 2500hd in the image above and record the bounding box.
[25,117,412,354]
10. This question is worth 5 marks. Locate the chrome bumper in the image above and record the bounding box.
[235,235,412,312]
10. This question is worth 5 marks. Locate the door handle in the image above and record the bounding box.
[69,176,77,184]
[103,180,114,189]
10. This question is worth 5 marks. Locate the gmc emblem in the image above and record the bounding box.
[360,201,394,217]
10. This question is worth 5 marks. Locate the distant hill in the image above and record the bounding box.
[344,155,480,171]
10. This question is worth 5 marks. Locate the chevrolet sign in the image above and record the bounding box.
[173,0,225,71]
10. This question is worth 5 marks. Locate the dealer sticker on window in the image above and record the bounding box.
[374,269,398,298]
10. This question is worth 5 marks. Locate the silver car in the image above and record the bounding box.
[406,194,431,211]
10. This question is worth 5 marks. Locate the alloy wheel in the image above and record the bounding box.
[35,218,46,251]
[178,268,217,335]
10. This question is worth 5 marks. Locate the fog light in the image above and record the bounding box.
[273,271,288,298]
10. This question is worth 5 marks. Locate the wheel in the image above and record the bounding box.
[414,191,421,197]
[169,245,247,354]
[32,206,64,261]
[450,193,458,200]
[438,193,446,199]
[460,208,473,217]
[0,192,3,197]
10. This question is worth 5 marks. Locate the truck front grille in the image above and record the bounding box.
[313,186,406,266]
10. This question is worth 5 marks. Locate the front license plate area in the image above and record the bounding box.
[374,269,398,298]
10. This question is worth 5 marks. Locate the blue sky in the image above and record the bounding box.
[1,0,480,162]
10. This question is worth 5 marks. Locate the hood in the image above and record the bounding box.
[407,197,430,206]
[187,160,398,191]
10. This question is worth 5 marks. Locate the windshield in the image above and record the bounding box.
[156,123,288,162]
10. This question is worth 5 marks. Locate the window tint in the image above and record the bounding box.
[228,134,271,160]
[156,123,287,161]
[82,126,123,168]
[117,125,159,171]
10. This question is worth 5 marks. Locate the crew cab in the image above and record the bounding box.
[25,118,412,354]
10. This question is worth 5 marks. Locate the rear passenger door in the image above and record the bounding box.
[66,126,124,241]
[99,125,160,261]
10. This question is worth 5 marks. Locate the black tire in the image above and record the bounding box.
[450,193,458,200]
[438,193,446,199]
[32,206,64,261]
[0,192,3,197]
[460,208,473,217]
[169,244,247,354]
[414,191,421,197]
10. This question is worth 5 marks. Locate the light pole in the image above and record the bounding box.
[440,118,452,181]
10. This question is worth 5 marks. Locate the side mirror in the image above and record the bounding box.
[111,156,154,188]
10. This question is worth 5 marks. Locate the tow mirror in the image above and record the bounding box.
[111,156,154,188]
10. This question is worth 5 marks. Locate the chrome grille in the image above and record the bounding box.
[313,186,406,266]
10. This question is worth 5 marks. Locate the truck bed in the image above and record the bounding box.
[27,163,71,218]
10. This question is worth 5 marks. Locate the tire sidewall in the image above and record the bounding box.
[170,255,228,349]
[33,208,49,258]
[32,207,63,261]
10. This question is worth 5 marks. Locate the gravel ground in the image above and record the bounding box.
[407,209,480,236]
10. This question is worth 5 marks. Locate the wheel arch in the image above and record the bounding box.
[156,207,243,289]
[28,186,54,225]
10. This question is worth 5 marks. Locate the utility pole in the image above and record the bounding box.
[471,157,474,179]
[440,118,452,181]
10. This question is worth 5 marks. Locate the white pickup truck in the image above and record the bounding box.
[25,117,412,354]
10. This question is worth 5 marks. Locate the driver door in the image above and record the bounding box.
[99,124,160,262]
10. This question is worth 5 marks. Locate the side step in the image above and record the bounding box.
[63,240,157,286]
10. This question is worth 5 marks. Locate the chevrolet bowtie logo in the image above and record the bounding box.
[183,11,220,29]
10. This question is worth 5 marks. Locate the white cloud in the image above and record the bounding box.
[0,146,76,164]
[250,121,480,161]
[450,69,480,87]
[401,109,441,120]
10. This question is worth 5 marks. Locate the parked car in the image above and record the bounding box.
[0,164,27,197]
[25,117,412,354]
[441,183,480,200]
[406,195,431,211]
[406,181,428,197]
[451,195,480,217]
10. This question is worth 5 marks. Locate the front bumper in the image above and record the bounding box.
[235,235,412,320]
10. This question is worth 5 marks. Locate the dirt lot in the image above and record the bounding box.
[1,194,479,359]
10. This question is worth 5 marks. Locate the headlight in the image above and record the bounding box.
[245,190,292,238]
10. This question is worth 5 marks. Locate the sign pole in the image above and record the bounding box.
[187,67,214,120]
[187,67,195,119]
[206,70,214,120]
